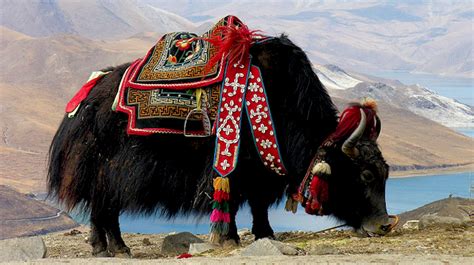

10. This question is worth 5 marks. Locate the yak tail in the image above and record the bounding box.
[47,91,107,212]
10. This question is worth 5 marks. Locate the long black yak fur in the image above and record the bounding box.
[48,35,389,255]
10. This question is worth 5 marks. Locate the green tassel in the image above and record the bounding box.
[211,201,230,212]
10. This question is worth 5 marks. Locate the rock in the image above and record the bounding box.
[272,240,299,255]
[237,228,251,237]
[63,229,82,236]
[188,242,216,255]
[142,238,152,246]
[419,214,463,229]
[309,244,339,255]
[160,232,204,256]
[240,238,298,256]
[0,236,46,262]
[402,220,420,230]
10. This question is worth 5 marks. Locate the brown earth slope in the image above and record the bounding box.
[0,185,78,240]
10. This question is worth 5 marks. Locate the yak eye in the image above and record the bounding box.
[361,170,375,183]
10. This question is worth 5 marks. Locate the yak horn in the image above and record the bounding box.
[342,108,366,158]
[374,115,381,140]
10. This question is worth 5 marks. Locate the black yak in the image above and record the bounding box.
[48,33,395,256]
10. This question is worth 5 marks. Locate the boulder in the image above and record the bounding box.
[240,238,298,256]
[419,214,463,229]
[188,242,216,255]
[402,220,420,230]
[160,232,204,256]
[0,236,46,262]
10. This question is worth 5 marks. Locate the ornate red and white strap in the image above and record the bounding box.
[245,66,286,175]
[213,59,252,176]
[213,61,286,177]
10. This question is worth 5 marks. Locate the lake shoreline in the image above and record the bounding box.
[390,164,473,179]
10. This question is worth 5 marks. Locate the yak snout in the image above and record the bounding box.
[361,214,399,236]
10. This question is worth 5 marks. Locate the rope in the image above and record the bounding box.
[282,223,348,242]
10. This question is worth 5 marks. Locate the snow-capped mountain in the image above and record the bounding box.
[315,65,362,90]
[314,65,474,128]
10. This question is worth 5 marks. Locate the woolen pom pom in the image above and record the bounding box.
[311,161,331,176]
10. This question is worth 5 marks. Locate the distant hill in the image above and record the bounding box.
[0,0,195,40]
[398,197,474,227]
[0,185,77,239]
[316,64,474,128]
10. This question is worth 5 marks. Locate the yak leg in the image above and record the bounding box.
[104,209,131,257]
[89,209,109,257]
[248,196,274,240]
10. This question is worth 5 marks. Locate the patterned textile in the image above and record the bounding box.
[114,60,219,136]
[213,63,286,177]
[126,16,243,90]
[114,16,244,136]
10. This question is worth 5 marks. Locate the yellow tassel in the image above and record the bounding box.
[285,196,299,214]
[213,177,222,190]
[213,177,230,192]
[291,199,298,213]
[221,178,230,193]
[285,196,292,212]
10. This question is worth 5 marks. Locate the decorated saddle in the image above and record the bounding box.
[66,15,287,242]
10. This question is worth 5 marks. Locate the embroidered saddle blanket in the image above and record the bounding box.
[112,16,238,137]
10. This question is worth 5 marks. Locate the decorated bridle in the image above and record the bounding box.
[285,107,370,215]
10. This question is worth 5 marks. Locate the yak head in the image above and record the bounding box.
[322,111,396,236]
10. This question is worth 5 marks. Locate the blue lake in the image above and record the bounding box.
[110,171,472,235]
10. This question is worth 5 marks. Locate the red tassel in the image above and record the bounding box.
[213,190,230,202]
[305,175,329,215]
[200,22,263,76]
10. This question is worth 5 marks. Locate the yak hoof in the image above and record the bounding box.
[109,246,132,258]
[93,250,111,257]
[114,251,132,258]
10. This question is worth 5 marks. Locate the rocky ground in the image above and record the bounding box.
[2,197,473,264]
[41,222,474,259]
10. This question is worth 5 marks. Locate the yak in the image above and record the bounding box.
[48,34,395,257]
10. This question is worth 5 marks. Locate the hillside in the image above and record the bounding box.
[0,185,77,240]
